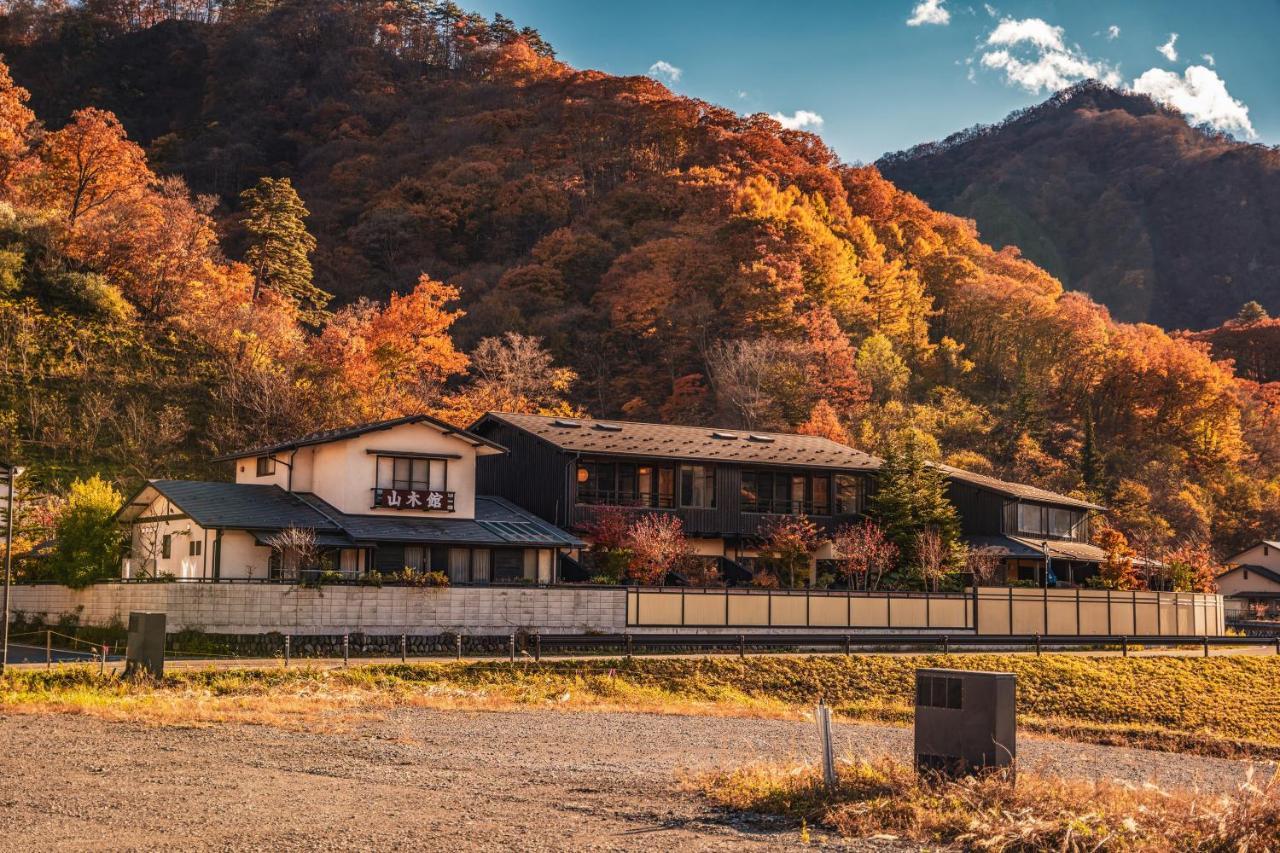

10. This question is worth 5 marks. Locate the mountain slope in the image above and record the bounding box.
[1,2,1278,555]
[878,82,1280,329]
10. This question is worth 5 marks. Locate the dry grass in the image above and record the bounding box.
[696,757,1280,851]
[3,655,1280,760]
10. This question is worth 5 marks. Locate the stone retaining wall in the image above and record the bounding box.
[7,583,626,635]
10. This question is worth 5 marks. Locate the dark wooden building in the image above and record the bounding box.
[472,412,1108,588]
[471,412,879,578]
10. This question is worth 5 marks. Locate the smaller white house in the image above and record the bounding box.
[116,414,581,583]
[1217,540,1280,617]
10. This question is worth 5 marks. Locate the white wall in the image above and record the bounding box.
[128,495,214,580]
[230,421,497,519]
[1217,566,1280,598]
[1228,542,1280,572]
[8,584,627,635]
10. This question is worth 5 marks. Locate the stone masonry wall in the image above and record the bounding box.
[7,583,627,635]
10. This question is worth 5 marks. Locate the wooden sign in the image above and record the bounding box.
[375,488,455,512]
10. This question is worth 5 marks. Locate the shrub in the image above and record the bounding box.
[698,757,1280,851]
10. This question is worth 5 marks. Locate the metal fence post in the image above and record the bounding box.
[815,701,836,790]
[1121,636,1128,658]
[1203,635,1209,658]
[284,634,291,667]
[45,630,51,670]
[509,633,516,663]
[342,633,349,668]
[1034,633,1041,656]
[625,633,633,660]
[943,635,950,656]
[455,634,462,660]
[534,633,541,662]
[99,644,106,675]
[843,635,850,656]
[400,634,407,663]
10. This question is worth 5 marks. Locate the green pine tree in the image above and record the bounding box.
[868,430,962,582]
[240,176,329,317]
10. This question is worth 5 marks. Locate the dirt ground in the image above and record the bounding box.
[0,708,1268,852]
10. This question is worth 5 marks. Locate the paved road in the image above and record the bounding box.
[0,706,1267,852]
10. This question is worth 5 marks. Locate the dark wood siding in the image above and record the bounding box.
[473,419,574,528]
[947,482,1007,535]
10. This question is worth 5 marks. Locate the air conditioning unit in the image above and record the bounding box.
[914,668,1016,778]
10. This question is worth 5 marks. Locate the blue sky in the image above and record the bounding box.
[467,0,1279,164]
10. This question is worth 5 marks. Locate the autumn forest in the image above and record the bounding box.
[1,0,1278,564]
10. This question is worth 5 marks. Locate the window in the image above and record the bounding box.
[1050,508,1078,539]
[576,459,675,508]
[680,464,716,508]
[835,474,865,515]
[161,534,172,559]
[1017,503,1046,535]
[448,548,470,583]
[377,456,446,491]
[812,476,830,516]
[256,456,276,476]
[493,548,524,581]
[188,541,202,557]
[403,545,426,572]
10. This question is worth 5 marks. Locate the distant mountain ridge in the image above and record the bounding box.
[878,81,1280,330]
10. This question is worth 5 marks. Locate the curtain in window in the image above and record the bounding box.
[448,548,470,583]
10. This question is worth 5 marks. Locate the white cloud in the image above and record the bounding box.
[770,110,825,130]
[737,90,749,99]
[1157,33,1178,62]
[647,60,682,84]
[1201,53,1215,66]
[983,3,998,17]
[979,17,1120,93]
[987,17,1065,51]
[1106,25,1120,40]
[907,0,950,26]
[1132,64,1255,138]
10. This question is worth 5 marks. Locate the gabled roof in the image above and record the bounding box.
[940,464,1103,511]
[1219,563,1280,586]
[212,414,506,462]
[117,480,341,531]
[1226,540,1280,561]
[473,412,880,471]
[1006,535,1107,563]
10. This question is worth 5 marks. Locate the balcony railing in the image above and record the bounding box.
[576,489,676,509]
[740,497,832,516]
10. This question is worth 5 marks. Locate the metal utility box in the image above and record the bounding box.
[914,668,1016,777]
[124,611,166,679]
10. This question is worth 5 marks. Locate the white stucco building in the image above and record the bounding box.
[117,415,580,583]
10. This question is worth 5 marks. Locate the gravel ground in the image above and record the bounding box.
[0,709,1267,852]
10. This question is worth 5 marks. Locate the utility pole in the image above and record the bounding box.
[1,462,22,675]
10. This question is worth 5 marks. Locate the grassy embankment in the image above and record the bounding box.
[3,655,1279,758]
[696,758,1280,851]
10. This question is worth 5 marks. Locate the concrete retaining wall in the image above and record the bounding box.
[7,583,626,635]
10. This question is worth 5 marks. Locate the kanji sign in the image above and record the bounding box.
[374,488,454,512]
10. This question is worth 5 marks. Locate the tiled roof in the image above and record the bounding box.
[967,534,1108,563]
[292,494,582,548]
[940,464,1103,511]
[118,481,581,548]
[1007,535,1107,563]
[476,412,880,471]
[118,480,341,531]
[212,413,505,462]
